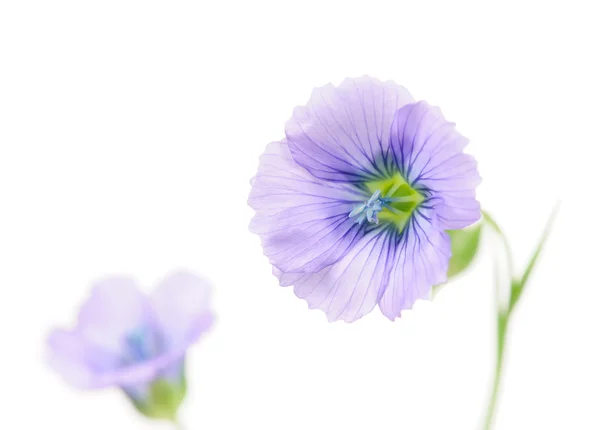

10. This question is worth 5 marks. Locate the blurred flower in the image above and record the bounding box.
[47,271,214,421]
[249,76,480,322]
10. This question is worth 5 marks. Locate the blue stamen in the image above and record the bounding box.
[125,326,157,363]
[349,190,388,225]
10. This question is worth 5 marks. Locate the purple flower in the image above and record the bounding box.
[46,270,214,420]
[249,76,481,322]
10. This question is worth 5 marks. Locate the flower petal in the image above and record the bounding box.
[389,101,481,230]
[289,227,396,323]
[272,266,304,287]
[47,327,191,388]
[378,207,451,320]
[249,140,367,273]
[286,76,414,182]
[151,270,214,352]
[76,277,155,356]
[46,329,119,389]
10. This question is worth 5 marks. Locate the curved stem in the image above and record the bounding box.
[481,211,514,277]
[480,205,558,430]
[480,213,514,430]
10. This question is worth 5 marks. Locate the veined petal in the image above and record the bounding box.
[378,207,451,320]
[290,227,396,323]
[286,76,414,182]
[389,101,481,230]
[249,140,366,273]
[272,266,304,287]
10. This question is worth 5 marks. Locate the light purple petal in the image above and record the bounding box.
[249,140,367,273]
[76,277,155,356]
[47,327,190,389]
[286,76,414,182]
[289,228,396,323]
[47,273,216,390]
[389,101,481,230]
[378,206,451,320]
[46,329,120,389]
[122,358,185,402]
[107,351,187,387]
[151,270,214,352]
[272,266,305,286]
[47,275,183,389]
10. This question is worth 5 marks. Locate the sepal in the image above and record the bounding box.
[125,372,187,422]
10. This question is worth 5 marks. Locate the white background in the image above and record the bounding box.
[1,1,598,429]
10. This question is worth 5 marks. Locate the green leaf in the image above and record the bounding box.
[432,223,482,296]
[447,224,483,278]
[508,203,560,313]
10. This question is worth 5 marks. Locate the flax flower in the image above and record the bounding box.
[47,271,214,421]
[249,76,480,322]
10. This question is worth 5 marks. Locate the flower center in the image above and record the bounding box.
[349,172,424,231]
[124,326,161,364]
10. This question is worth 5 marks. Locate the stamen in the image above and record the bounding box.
[124,326,160,363]
[357,171,425,232]
[349,190,386,225]
[126,330,151,362]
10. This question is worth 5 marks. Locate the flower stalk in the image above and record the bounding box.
[481,206,559,430]
[482,292,510,430]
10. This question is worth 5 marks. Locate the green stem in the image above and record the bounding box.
[481,211,514,277]
[480,212,514,430]
[483,311,509,430]
[480,204,558,430]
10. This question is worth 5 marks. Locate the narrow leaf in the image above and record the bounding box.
[509,203,560,312]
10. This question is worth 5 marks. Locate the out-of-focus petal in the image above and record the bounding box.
[290,227,396,323]
[46,329,119,389]
[121,357,185,402]
[286,76,414,182]
[389,101,481,230]
[76,277,155,356]
[378,206,451,320]
[47,329,190,389]
[151,270,214,352]
[249,140,367,273]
